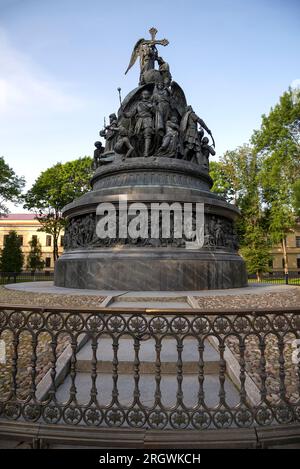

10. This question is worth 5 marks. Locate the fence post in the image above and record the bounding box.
[285,272,289,285]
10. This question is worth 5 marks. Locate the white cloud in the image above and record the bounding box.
[0,28,84,116]
[291,79,300,90]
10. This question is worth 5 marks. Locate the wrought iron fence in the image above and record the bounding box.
[0,304,299,435]
[1,271,300,286]
[0,271,54,285]
[248,271,300,285]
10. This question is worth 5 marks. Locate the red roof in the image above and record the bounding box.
[0,213,36,220]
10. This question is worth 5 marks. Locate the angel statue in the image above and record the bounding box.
[125,27,169,85]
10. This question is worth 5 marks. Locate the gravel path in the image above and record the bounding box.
[0,286,106,398]
[0,285,106,308]
[226,334,299,404]
[194,288,300,405]
[195,287,300,310]
[0,286,299,405]
[0,330,70,399]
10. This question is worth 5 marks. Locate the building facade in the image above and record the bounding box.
[270,221,300,272]
[0,214,299,273]
[0,214,64,271]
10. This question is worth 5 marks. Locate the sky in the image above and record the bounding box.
[0,0,299,212]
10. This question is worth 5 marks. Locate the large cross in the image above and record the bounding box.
[145,27,169,47]
[125,28,169,75]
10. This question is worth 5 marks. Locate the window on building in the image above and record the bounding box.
[268,259,273,269]
[45,257,51,268]
[296,236,300,248]
[46,235,52,247]
[60,235,64,247]
[32,235,37,243]
[282,258,285,269]
[297,258,300,269]
[3,234,23,245]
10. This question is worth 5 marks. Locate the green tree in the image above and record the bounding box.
[292,179,300,216]
[252,88,300,273]
[0,230,24,273]
[240,227,272,281]
[23,156,93,261]
[0,156,25,216]
[210,145,272,280]
[210,145,260,205]
[209,161,232,201]
[239,196,273,281]
[27,237,45,273]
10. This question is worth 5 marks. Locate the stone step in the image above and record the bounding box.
[76,337,220,374]
[56,372,239,408]
[110,294,190,309]
[110,300,190,309]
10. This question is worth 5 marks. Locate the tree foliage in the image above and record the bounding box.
[209,161,232,201]
[0,156,25,216]
[292,179,300,216]
[210,88,300,277]
[23,156,93,261]
[0,230,24,273]
[252,88,300,273]
[27,237,45,272]
[211,145,272,279]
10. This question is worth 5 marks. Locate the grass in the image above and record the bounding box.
[248,277,300,285]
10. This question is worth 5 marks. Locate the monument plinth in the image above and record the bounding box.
[54,29,247,290]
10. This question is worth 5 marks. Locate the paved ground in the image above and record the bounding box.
[55,372,239,408]
[4,280,296,297]
[1,281,299,447]
[0,285,106,308]
[3,281,300,309]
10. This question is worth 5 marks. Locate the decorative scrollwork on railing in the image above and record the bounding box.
[0,305,299,430]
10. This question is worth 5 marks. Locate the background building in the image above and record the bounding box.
[270,220,300,272]
[1,214,300,274]
[0,214,64,271]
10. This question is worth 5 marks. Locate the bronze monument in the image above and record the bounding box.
[55,29,247,290]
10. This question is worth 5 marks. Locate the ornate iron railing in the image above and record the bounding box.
[0,271,54,285]
[248,271,300,285]
[0,305,299,434]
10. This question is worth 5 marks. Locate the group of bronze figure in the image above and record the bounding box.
[63,29,241,257]
[93,28,215,170]
[64,213,239,252]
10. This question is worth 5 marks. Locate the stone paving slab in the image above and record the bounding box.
[4,281,123,297]
[76,337,220,374]
[4,281,299,311]
[76,337,219,363]
[110,300,191,309]
[4,281,296,298]
[55,372,239,408]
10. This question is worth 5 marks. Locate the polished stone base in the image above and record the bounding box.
[54,248,247,291]
[55,157,248,291]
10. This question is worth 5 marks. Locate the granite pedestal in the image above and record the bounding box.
[54,157,247,291]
